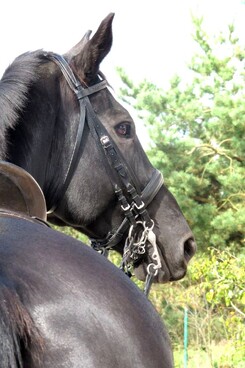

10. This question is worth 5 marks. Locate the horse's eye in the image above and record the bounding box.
[115,123,131,138]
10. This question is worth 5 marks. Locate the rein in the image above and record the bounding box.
[47,53,164,296]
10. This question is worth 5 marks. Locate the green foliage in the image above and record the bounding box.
[51,225,88,244]
[118,17,245,254]
[149,249,245,367]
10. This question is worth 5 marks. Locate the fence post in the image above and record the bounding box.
[184,307,188,368]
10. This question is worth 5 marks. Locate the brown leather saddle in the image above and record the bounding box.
[0,161,47,222]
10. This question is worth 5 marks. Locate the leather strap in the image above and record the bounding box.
[46,53,107,213]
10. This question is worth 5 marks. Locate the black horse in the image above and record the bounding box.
[0,162,173,367]
[0,13,196,285]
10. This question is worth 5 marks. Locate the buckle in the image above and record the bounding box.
[100,135,110,148]
[121,202,131,211]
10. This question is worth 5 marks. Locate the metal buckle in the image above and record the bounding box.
[121,202,131,211]
[133,200,145,210]
[100,135,110,148]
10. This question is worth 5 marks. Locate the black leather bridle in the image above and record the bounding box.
[46,53,164,295]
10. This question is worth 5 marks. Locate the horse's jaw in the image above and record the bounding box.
[134,262,172,283]
[133,244,173,283]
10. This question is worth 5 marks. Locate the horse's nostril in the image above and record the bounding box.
[184,238,196,263]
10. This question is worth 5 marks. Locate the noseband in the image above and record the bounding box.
[47,53,164,295]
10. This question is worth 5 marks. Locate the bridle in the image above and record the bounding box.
[46,53,164,296]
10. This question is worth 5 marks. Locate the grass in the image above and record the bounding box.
[173,341,245,368]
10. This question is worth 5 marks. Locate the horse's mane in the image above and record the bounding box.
[0,283,44,367]
[0,50,44,158]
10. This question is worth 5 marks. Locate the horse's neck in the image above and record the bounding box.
[6,107,57,198]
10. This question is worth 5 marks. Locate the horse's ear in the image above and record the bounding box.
[71,13,115,83]
[65,30,92,61]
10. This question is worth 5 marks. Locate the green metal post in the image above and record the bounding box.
[184,307,188,368]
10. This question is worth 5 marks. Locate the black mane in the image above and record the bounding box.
[0,51,44,158]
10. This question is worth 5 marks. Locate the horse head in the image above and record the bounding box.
[4,13,196,284]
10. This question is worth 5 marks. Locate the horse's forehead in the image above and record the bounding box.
[92,88,132,121]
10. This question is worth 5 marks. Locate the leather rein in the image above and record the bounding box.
[46,53,164,295]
